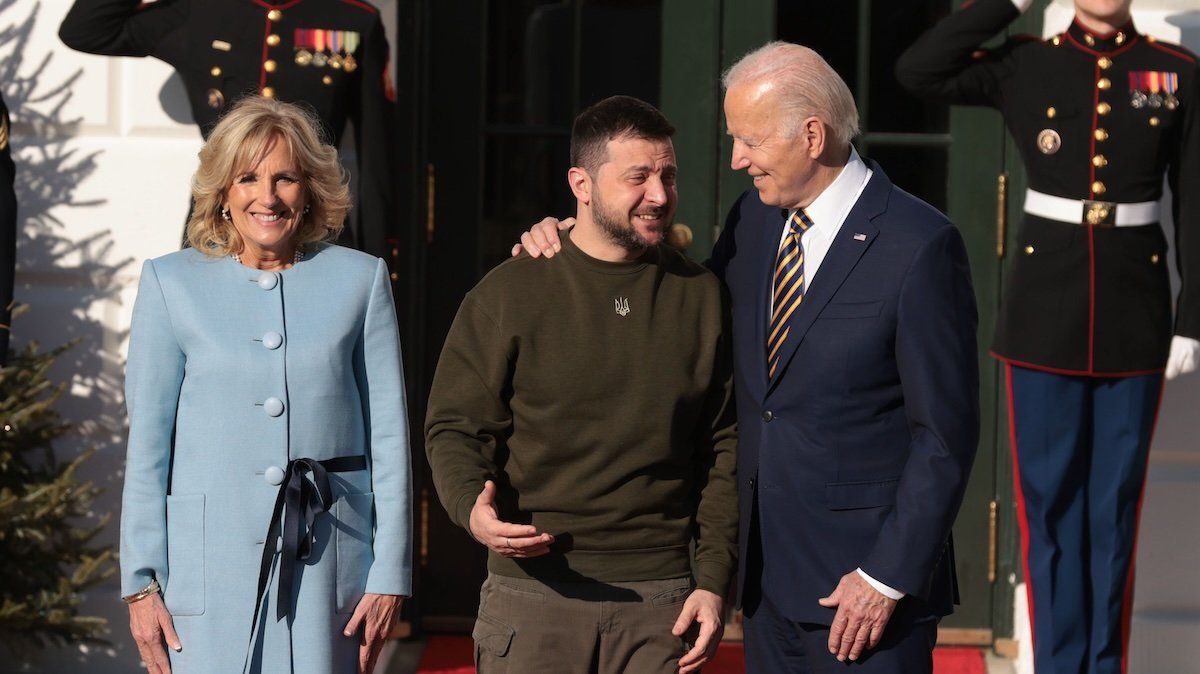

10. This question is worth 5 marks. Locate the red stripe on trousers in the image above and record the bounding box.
[1005,363,1037,656]
[1120,380,1166,674]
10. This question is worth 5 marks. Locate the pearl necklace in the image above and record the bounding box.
[231,247,305,266]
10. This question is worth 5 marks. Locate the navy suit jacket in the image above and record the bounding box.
[709,162,979,625]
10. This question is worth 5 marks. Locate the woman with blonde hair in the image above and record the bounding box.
[120,96,411,674]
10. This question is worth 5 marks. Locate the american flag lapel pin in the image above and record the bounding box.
[853,233,867,241]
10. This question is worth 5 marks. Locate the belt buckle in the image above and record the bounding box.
[1083,200,1117,227]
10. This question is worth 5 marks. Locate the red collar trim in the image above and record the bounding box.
[1065,29,1139,59]
[249,0,305,10]
[1066,16,1139,55]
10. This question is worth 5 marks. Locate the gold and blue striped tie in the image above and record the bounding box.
[767,209,813,379]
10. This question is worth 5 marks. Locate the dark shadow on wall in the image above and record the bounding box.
[2,0,134,669]
[158,71,193,125]
[1167,12,1200,51]
[1,0,131,443]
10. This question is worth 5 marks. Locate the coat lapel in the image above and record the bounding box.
[765,165,890,397]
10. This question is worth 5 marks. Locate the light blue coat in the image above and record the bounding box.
[121,244,412,674]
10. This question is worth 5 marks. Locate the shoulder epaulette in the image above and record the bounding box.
[1146,38,1197,65]
[337,0,379,14]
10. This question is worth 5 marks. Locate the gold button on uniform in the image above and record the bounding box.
[1025,246,1035,255]
[323,75,333,85]
[1149,116,1160,127]
[1097,102,1111,115]
[210,66,222,77]
[1047,107,1057,119]
[1094,128,1108,141]
[1116,32,1126,46]
[1092,155,1107,167]
[1051,35,1062,46]
[267,9,282,21]
[1098,57,1112,69]
[1097,78,1111,90]
[267,34,281,47]
[1084,34,1096,46]
[1092,181,1106,195]
[261,86,275,98]
[1151,254,1160,264]
[264,59,277,72]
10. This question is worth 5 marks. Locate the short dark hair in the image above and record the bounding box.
[570,96,675,176]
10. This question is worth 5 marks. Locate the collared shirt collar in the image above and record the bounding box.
[772,146,872,311]
[793,146,869,230]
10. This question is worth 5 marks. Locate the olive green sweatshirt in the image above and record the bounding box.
[424,230,738,595]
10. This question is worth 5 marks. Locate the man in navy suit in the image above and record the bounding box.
[518,42,979,673]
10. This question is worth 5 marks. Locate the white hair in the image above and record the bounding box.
[722,41,860,146]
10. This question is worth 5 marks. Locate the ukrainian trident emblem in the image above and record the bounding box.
[614,297,630,317]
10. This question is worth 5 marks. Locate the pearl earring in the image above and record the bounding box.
[221,207,231,221]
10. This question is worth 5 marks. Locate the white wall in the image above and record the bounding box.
[2,1,395,670]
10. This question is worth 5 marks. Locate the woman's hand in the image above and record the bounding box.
[128,593,181,674]
[344,593,405,673]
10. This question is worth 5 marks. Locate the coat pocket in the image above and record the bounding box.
[820,300,885,320]
[825,478,900,510]
[473,610,515,661]
[1018,218,1080,255]
[164,494,205,616]
[335,491,375,614]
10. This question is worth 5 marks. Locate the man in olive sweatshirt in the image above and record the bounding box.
[425,96,737,674]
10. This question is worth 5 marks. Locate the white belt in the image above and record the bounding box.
[1023,189,1160,227]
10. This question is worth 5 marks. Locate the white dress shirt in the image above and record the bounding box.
[770,146,872,310]
[767,148,905,601]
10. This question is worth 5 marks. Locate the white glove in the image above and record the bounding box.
[1011,0,1035,12]
[1166,336,1200,380]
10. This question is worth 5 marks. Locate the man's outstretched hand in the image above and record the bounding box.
[468,480,554,557]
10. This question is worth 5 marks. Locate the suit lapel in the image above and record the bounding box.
[765,166,890,397]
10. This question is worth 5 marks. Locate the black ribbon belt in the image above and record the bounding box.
[249,456,367,631]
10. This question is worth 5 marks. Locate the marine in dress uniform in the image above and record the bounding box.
[58,0,400,264]
[0,94,15,364]
[897,1,1199,672]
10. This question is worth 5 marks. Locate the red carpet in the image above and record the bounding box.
[414,635,473,673]
[415,636,987,673]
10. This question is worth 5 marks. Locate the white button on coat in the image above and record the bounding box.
[263,397,285,416]
[262,332,283,350]
[257,272,279,290]
[264,465,285,485]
